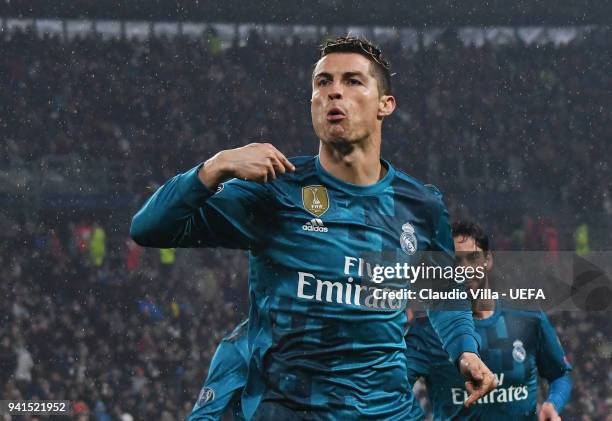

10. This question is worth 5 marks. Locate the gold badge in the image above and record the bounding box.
[302,185,329,217]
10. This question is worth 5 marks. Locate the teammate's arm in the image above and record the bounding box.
[130,143,294,249]
[422,186,497,407]
[539,373,571,421]
[189,320,250,421]
[536,312,572,420]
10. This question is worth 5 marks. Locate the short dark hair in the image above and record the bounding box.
[316,36,392,96]
[452,221,490,254]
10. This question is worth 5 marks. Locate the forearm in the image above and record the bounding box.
[197,151,233,189]
[130,164,215,248]
[426,276,480,364]
[546,372,572,413]
[428,309,480,364]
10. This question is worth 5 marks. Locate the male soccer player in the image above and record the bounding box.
[131,36,496,419]
[405,221,572,420]
[189,319,249,421]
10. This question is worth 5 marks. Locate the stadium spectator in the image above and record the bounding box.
[2,28,611,246]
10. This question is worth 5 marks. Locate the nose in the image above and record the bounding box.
[328,82,342,100]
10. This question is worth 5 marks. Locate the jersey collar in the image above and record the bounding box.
[474,299,503,328]
[314,155,396,196]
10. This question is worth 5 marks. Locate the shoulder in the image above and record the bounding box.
[500,300,547,333]
[392,168,448,233]
[393,168,446,208]
[500,299,545,321]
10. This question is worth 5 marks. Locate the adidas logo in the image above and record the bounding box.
[302,218,328,233]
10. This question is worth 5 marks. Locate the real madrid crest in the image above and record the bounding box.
[512,339,526,363]
[400,222,418,255]
[302,185,329,217]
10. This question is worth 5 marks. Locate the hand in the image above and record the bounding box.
[458,352,498,407]
[198,143,295,188]
[538,402,561,421]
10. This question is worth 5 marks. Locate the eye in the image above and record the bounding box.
[349,79,362,85]
[317,79,330,86]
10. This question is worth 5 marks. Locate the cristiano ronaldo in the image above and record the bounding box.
[131,36,496,420]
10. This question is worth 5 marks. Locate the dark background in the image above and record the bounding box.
[2,0,612,25]
[1,1,610,420]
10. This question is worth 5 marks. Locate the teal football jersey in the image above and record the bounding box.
[405,300,572,420]
[188,319,249,421]
[132,155,480,420]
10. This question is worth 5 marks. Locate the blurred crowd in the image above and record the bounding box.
[0,218,249,420]
[2,28,612,247]
[1,27,611,419]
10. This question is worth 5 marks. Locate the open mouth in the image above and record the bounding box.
[327,108,346,122]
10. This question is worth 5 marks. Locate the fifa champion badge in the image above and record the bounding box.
[400,222,417,255]
[302,185,329,217]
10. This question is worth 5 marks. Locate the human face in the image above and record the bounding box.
[454,235,491,291]
[311,52,393,146]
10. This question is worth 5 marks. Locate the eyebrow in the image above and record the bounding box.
[456,251,481,257]
[314,71,367,80]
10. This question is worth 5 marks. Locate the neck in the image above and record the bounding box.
[470,275,496,320]
[472,298,496,320]
[318,137,385,185]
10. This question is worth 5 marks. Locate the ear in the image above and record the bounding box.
[378,95,396,118]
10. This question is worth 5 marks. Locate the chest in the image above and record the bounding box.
[267,184,434,276]
[475,316,539,386]
[431,316,539,388]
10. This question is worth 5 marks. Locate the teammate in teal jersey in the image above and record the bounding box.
[131,36,497,420]
[188,320,249,421]
[405,222,572,420]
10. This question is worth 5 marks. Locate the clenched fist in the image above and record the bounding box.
[198,143,295,189]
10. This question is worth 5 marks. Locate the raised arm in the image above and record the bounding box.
[130,143,294,249]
